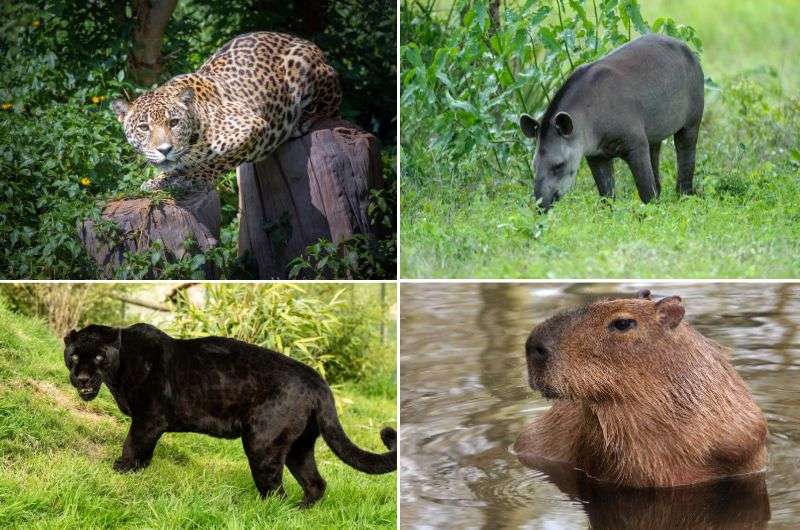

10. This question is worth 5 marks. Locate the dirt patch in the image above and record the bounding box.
[10,378,116,425]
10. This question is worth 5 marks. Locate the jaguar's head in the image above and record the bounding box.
[63,325,121,401]
[112,87,200,173]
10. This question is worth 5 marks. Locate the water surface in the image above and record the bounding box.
[400,283,800,529]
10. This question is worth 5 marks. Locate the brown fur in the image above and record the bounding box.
[514,293,768,487]
[112,32,341,192]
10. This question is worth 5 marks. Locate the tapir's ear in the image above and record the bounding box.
[519,114,540,138]
[111,99,130,122]
[178,87,194,107]
[554,111,574,137]
[655,296,684,328]
[63,329,77,345]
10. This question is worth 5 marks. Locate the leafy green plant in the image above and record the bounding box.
[169,284,388,382]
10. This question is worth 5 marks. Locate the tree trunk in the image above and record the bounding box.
[237,118,382,279]
[129,0,178,85]
[79,191,220,279]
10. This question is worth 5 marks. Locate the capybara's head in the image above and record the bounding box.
[525,290,696,402]
[519,110,582,210]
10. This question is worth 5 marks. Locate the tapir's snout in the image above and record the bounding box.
[533,175,563,211]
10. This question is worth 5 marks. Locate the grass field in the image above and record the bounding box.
[400,0,800,278]
[0,303,396,529]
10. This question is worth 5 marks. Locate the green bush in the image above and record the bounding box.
[169,284,391,383]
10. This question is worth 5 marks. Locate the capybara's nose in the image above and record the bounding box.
[526,339,550,363]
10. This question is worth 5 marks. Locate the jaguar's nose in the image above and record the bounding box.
[156,143,173,156]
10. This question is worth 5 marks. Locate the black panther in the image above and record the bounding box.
[63,323,396,507]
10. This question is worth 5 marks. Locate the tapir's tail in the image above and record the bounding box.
[316,388,396,474]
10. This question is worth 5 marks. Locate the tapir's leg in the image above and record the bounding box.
[586,156,615,198]
[649,142,662,196]
[623,141,658,203]
[674,123,699,195]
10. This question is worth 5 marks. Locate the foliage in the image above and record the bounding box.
[0,0,395,279]
[0,284,137,337]
[400,0,800,278]
[0,303,395,527]
[169,284,392,383]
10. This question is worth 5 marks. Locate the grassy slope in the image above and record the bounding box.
[0,304,396,529]
[401,0,800,278]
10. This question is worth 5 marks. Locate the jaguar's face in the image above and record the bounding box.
[112,88,199,173]
[63,327,120,401]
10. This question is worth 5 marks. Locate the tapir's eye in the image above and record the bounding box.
[169,118,180,127]
[137,123,149,131]
[552,162,565,172]
[609,318,637,332]
[94,354,104,363]
[70,354,79,363]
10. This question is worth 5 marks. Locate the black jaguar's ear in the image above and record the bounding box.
[63,329,77,345]
[178,87,194,107]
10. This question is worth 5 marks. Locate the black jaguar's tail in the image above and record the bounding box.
[316,388,396,474]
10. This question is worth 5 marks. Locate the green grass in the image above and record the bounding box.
[643,0,800,89]
[0,302,396,529]
[401,0,800,278]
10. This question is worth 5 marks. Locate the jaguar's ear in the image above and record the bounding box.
[178,87,194,107]
[111,99,130,122]
[63,329,77,345]
[101,328,122,358]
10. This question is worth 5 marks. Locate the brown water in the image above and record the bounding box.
[400,283,800,529]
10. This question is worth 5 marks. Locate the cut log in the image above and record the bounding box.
[237,118,383,279]
[79,191,220,279]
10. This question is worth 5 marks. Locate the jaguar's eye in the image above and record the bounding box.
[137,123,149,131]
[70,354,79,363]
[94,354,104,363]
[169,118,180,128]
[609,318,637,332]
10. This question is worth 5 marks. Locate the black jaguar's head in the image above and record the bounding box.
[64,325,121,401]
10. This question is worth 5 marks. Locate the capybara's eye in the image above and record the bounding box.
[169,118,180,128]
[137,123,149,131]
[610,318,637,332]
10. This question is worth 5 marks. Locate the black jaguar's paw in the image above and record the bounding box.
[113,457,148,473]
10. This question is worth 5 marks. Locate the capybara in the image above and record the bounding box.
[519,34,704,209]
[514,290,767,488]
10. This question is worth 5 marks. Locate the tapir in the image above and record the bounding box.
[519,33,704,210]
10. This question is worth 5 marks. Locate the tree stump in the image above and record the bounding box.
[79,192,220,279]
[237,118,383,279]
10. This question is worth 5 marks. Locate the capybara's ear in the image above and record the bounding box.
[111,99,129,122]
[637,289,652,300]
[63,329,77,345]
[519,114,540,138]
[655,296,684,328]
